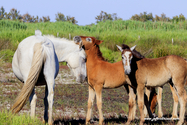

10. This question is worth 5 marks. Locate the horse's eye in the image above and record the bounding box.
[122,57,124,59]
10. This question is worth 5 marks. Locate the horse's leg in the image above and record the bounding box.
[44,76,55,125]
[144,93,153,118]
[95,84,104,125]
[137,83,153,125]
[131,87,137,121]
[29,87,37,118]
[149,88,157,115]
[170,84,179,119]
[86,86,96,124]
[144,88,150,117]
[45,79,55,125]
[124,84,136,124]
[43,85,48,123]
[157,87,163,118]
[172,80,186,125]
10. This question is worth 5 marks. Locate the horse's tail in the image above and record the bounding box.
[11,42,45,113]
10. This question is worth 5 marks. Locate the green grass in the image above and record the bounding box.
[0,109,43,125]
[0,19,187,63]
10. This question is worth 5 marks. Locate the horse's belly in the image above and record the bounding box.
[145,67,171,87]
[36,78,47,86]
[146,76,170,87]
[103,80,125,88]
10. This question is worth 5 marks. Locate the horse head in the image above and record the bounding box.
[67,41,87,83]
[73,36,103,50]
[116,44,136,75]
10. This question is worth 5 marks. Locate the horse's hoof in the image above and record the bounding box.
[42,120,46,124]
[158,113,163,118]
[171,115,179,119]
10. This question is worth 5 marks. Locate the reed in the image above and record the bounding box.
[0,19,187,63]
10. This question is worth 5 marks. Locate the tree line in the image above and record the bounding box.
[0,6,77,24]
[0,6,186,25]
[130,12,185,23]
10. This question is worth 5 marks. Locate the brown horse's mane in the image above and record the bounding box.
[122,44,144,59]
[95,44,106,61]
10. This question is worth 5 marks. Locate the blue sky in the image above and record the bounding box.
[2,0,187,25]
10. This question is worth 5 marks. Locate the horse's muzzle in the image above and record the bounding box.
[76,74,87,83]
[124,66,131,75]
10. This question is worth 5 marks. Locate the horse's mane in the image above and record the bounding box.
[44,35,74,43]
[95,45,105,61]
[122,44,144,59]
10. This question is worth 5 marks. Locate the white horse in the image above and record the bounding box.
[11,30,87,125]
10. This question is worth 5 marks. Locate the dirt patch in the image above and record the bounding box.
[0,63,187,125]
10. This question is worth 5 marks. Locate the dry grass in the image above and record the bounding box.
[0,64,187,125]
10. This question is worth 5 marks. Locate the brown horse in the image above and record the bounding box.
[117,44,187,125]
[73,36,156,124]
[116,45,180,119]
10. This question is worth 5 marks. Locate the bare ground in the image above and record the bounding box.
[0,63,187,125]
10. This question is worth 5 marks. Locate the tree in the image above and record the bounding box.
[55,12,66,21]
[154,15,160,21]
[4,12,11,20]
[131,14,140,21]
[8,8,22,20]
[179,13,185,22]
[66,16,78,24]
[42,16,50,22]
[131,12,153,22]
[95,11,121,23]
[22,13,32,22]
[55,12,78,24]
[0,6,5,19]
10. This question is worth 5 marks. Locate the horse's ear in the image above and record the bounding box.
[130,45,136,51]
[73,36,82,44]
[79,41,83,49]
[95,40,103,45]
[116,45,123,52]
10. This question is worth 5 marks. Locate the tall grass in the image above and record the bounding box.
[0,109,43,125]
[0,19,187,63]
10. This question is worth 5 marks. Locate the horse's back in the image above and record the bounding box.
[137,57,171,87]
[137,55,187,87]
[165,55,187,78]
[13,35,58,83]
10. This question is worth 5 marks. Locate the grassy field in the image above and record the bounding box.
[0,20,187,124]
[0,20,187,63]
[0,63,186,125]
[0,109,43,125]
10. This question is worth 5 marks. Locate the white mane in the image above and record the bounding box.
[43,35,74,44]
[43,35,80,62]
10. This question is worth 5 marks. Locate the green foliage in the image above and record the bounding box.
[0,109,43,125]
[100,47,121,63]
[0,20,27,31]
[0,49,14,63]
[95,11,122,23]
[0,20,187,62]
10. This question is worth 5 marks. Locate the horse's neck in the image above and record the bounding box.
[86,46,104,66]
[47,37,78,62]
